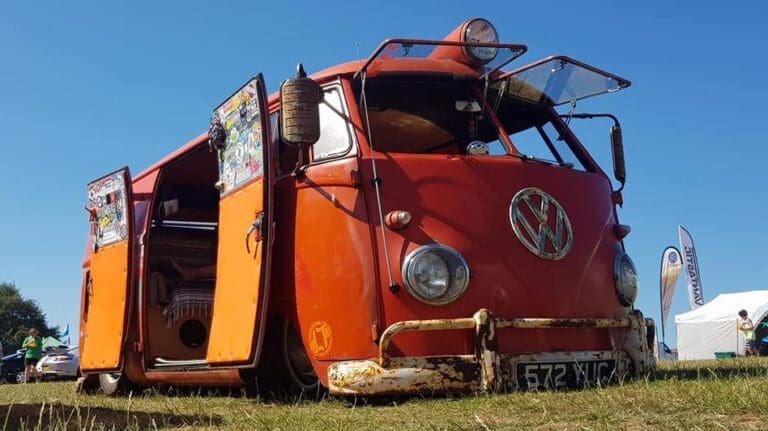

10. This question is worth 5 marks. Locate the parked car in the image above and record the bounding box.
[1,350,27,384]
[36,347,79,380]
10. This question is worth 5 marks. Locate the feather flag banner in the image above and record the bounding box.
[679,226,704,309]
[659,246,682,340]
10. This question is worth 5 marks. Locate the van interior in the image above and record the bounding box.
[144,145,220,367]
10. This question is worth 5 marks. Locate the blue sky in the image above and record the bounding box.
[0,1,766,347]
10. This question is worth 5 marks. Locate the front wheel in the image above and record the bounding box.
[15,371,25,384]
[98,372,133,395]
[250,317,323,398]
[282,320,321,394]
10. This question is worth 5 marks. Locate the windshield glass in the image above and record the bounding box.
[356,77,591,170]
[490,97,588,170]
[356,77,501,155]
[494,56,630,106]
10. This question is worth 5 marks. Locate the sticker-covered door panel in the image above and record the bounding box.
[81,168,134,372]
[206,74,273,365]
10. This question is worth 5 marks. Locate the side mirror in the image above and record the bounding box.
[610,125,626,186]
[280,64,321,146]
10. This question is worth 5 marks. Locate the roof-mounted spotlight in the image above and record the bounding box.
[461,18,499,64]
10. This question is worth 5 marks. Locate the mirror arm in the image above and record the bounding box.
[558,112,626,192]
[291,145,309,179]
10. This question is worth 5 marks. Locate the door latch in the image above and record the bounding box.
[245,212,265,254]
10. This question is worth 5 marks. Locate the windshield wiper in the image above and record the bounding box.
[512,153,551,165]
[511,153,574,168]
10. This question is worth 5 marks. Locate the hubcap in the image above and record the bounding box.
[102,372,121,385]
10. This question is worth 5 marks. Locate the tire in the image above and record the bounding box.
[98,372,133,396]
[249,317,322,399]
[15,371,25,384]
[281,320,321,395]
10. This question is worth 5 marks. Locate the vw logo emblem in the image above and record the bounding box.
[509,188,573,260]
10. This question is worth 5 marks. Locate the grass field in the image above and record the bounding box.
[2,358,768,430]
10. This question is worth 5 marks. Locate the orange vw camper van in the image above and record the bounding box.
[79,18,655,396]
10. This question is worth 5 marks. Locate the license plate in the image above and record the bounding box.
[516,360,616,389]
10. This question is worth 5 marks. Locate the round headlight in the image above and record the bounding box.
[462,18,499,64]
[614,252,638,306]
[402,245,470,305]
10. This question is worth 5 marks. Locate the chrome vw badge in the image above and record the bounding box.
[509,188,573,260]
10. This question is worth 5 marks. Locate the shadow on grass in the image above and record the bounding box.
[0,403,222,431]
[654,359,768,382]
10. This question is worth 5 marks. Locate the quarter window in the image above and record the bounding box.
[311,87,354,161]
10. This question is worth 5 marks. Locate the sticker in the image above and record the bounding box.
[87,171,128,249]
[308,321,332,357]
[212,79,264,195]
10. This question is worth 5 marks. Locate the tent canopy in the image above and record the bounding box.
[42,336,68,350]
[675,290,768,360]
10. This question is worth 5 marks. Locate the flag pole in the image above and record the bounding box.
[659,248,665,348]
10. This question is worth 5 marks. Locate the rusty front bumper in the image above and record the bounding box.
[327,309,655,396]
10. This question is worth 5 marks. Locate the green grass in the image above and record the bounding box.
[2,358,768,430]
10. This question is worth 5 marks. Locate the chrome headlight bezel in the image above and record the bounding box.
[461,18,500,64]
[614,251,638,307]
[401,244,470,306]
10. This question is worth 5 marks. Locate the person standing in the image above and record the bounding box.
[738,310,758,356]
[21,328,42,383]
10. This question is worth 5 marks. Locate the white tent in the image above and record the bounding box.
[675,290,768,360]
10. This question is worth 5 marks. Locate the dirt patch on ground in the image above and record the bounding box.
[0,403,221,430]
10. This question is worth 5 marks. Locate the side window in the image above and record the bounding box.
[311,86,355,161]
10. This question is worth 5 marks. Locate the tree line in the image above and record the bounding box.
[0,282,60,353]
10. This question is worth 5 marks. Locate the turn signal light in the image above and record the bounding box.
[385,211,412,230]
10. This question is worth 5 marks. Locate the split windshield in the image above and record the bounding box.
[356,77,588,170]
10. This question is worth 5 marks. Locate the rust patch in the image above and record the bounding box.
[328,357,480,396]
[497,318,631,329]
[329,308,656,396]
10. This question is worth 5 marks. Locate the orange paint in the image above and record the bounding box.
[80,241,130,371]
[78,18,653,394]
[206,180,266,365]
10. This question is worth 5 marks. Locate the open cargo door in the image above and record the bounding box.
[80,168,134,372]
[206,74,274,366]
[494,55,631,106]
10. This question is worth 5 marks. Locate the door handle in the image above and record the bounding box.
[245,212,265,254]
